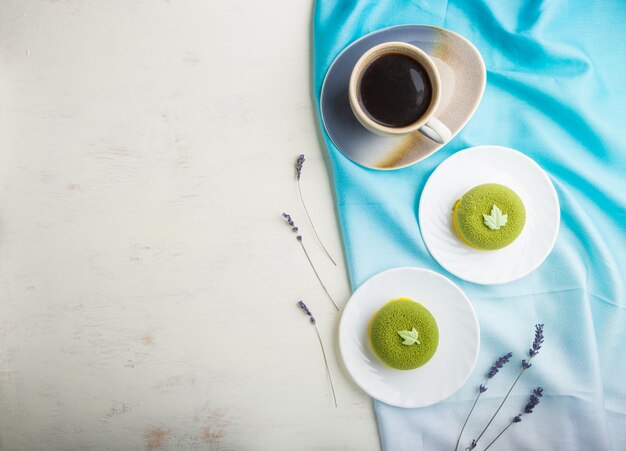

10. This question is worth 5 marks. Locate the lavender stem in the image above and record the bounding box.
[300,240,339,311]
[482,421,514,451]
[454,383,484,451]
[469,325,543,448]
[297,179,337,266]
[472,362,530,447]
[455,352,512,451]
[314,324,338,407]
[482,387,543,450]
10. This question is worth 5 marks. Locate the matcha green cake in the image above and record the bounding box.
[453,183,526,251]
[368,298,439,370]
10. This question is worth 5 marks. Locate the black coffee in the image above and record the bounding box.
[358,52,433,128]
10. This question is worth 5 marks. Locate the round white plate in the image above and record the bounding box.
[339,267,480,408]
[419,145,560,285]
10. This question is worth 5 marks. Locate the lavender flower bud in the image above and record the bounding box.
[488,352,513,378]
[513,415,522,423]
[479,384,487,393]
[297,300,316,324]
[467,439,477,450]
[522,359,532,369]
[298,300,310,315]
[523,387,543,414]
[282,212,295,227]
[296,154,305,180]
[282,213,302,241]
[529,323,545,357]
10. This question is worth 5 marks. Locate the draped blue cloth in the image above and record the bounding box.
[313,1,626,450]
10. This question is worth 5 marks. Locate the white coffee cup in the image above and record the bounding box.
[348,41,451,144]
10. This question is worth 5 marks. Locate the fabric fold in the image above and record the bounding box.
[313,1,626,449]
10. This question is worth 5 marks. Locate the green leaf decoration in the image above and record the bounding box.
[397,327,421,346]
[483,204,508,230]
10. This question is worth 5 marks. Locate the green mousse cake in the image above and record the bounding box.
[453,183,526,251]
[368,298,439,370]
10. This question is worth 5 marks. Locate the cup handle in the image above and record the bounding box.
[419,117,452,144]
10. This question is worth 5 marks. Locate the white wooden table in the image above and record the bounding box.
[0,1,380,450]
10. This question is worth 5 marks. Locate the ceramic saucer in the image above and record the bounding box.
[320,25,486,170]
[338,267,480,408]
[419,146,560,285]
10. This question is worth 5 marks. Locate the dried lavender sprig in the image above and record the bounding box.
[283,213,339,311]
[482,387,543,451]
[524,387,543,413]
[295,155,337,266]
[297,300,338,407]
[468,324,544,449]
[297,300,315,324]
[454,353,513,451]
[487,353,514,380]
[529,323,544,357]
[296,154,305,180]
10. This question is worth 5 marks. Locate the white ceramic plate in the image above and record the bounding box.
[339,267,480,408]
[419,145,560,285]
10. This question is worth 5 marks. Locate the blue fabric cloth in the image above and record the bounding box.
[313,1,626,450]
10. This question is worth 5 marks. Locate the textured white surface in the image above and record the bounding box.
[0,1,379,450]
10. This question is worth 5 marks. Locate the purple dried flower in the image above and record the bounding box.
[522,359,532,369]
[488,352,513,378]
[297,300,316,324]
[466,439,477,450]
[296,154,305,180]
[524,386,543,414]
[282,212,295,227]
[513,415,522,423]
[479,385,487,393]
[524,397,540,414]
[282,212,303,241]
[529,323,544,357]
